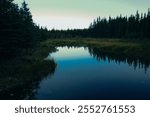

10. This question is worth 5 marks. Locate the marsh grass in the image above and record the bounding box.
[43,38,150,72]
[43,38,150,60]
[1,38,150,99]
[0,44,56,99]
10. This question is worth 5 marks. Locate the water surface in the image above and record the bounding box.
[35,47,150,100]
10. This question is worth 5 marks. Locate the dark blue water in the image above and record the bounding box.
[35,47,150,100]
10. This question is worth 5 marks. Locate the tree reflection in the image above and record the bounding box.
[0,59,56,100]
[88,47,150,73]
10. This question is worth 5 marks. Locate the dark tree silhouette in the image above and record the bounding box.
[0,0,48,59]
[89,9,150,39]
[47,9,150,39]
[0,0,150,60]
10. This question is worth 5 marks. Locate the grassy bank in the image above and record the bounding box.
[1,38,150,99]
[0,43,57,99]
[43,38,150,60]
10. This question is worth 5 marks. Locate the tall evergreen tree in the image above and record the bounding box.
[0,0,48,59]
[89,9,150,39]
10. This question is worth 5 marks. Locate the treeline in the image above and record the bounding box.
[0,0,47,58]
[48,9,150,39]
[47,29,89,38]
[89,10,150,38]
[1,0,150,58]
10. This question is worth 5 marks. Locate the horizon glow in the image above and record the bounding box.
[14,0,150,30]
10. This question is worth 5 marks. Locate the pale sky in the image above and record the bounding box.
[14,0,150,30]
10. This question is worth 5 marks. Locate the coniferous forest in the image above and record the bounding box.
[89,10,150,38]
[48,9,150,38]
[0,0,48,59]
[0,0,150,58]
[1,0,150,100]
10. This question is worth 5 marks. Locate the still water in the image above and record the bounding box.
[35,47,150,100]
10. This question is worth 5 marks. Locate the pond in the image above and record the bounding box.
[35,47,150,100]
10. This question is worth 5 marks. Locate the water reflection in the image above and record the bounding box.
[36,46,150,100]
[1,46,150,100]
[47,46,89,60]
[88,47,150,73]
[0,59,56,100]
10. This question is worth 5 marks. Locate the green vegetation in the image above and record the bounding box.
[1,1,150,99]
[1,37,150,99]
[42,38,150,72]
[0,0,48,59]
[89,10,150,38]
[0,44,56,99]
[43,38,150,60]
[1,1,150,60]
[0,1,56,99]
[47,9,150,39]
